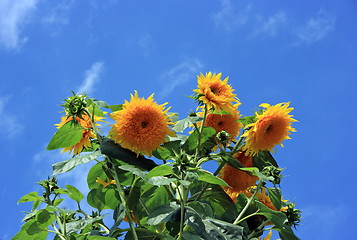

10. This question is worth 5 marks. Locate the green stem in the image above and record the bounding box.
[233,210,259,225]
[233,181,263,225]
[247,220,270,239]
[194,105,208,163]
[109,158,138,240]
[178,185,187,240]
[231,136,244,155]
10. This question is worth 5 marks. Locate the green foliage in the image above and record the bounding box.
[14,88,301,240]
[47,121,84,150]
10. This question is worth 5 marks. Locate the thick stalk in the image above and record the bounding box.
[110,160,138,240]
[194,105,208,163]
[233,181,263,225]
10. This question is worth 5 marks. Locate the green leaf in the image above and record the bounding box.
[267,188,282,211]
[183,127,216,154]
[147,202,180,225]
[36,209,56,226]
[181,232,205,240]
[12,219,48,240]
[47,121,84,150]
[105,188,121,210]
[237,115,256,126]
[103,104,123,112]
[197,169,230,187]
[147,176,177,186]
[239,167,274,182]
[152,140,181,160]
[66,185,84,203]
[66,215,105,234]
[87,98,105,117]
[100,138,157,171]
[187,202,214,218]
[87,188,106,211]
[274,225,300,240]
[141,185,169,213]
[18,192,44,204]
[172,116,203,132]
[88,236,116,240]
[255,201,287,228]
[52,150,101,175]
[146,164,174,179]
[253,151,279,170]
[119,165,147,179]
[218,151,244,169]
[203,217,245,240]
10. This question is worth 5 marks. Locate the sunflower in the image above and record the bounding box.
[219,151,258,201]
[194,72,240,113]
[56,113,104,155]
[197,106,242,143]
[242,102,297,156]
[109,91,175,157]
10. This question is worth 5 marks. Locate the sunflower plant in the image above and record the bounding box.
[14,72,301,240]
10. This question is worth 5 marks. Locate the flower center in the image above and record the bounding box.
[266,124,273,133]
[210,87,218,94]
[217,121,223,126]
[141,121,148,128]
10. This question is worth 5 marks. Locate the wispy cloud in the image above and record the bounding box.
[0,0,38,50]
[254,11,287,37]
[77,61,105,95]
[42,0,74,36]
[301,204,346,239]
[294,9,335,45]
[158,59,203,100]
[212,0,252,31]
[139,33,153,56]
[0,96,25,139]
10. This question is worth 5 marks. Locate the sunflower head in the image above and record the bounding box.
[219,151,258,198]
[193,72,240,113]
[242,102,297,156]
[109,91,175,157]
[196,106,242,144]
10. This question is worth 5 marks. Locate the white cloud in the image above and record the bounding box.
[213,0,252,31]
[42,0,74,36]
[0,96,25,139]
[294,9,335,45]
[301,204,347,239]
[255,11,286,37]
[0,0,38,50]
[158,59,203,100]
[139,33,153,56]
[77,61,105,94]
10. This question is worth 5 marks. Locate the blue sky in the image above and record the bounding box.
[0,0,356,239]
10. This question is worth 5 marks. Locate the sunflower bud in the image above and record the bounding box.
[62,92,87,119]
[216,130,229,145]
[285,203,301,227]
[261,166,283,185]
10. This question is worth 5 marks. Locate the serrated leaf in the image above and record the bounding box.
[18,192,44,204]
[146,165,174,179]
[255,201,287,228]
[147,176,177,186]
[66,215,105,234]
[172,116,203,132]
[197,169,230,187]
[147,202,180,225]
[52,150,101,175]
[47,121,84,150]
[66,185,84,203]
[267,188,282,211]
